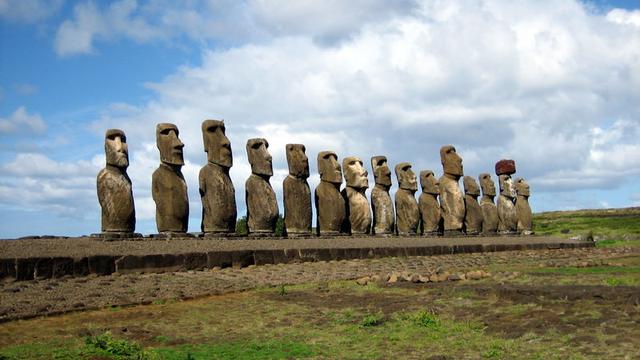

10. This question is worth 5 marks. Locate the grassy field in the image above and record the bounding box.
[534,207,640,242]
[0,207,639,359]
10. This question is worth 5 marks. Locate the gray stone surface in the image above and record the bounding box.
[315,151,346,235]
[395,162,419,236]
[283,144,312,235]
[439,145,465,234]
[370,156,395,236]
[479,173,499,235]
[245,138,278,234]
[497,174,517,234]
[152,123,188,233]
[342,156,371,235]
[463,176,483,235]
[515,177,533,235]
[419,170,441,235]
[97,129,135,234]
[199,120,236,234]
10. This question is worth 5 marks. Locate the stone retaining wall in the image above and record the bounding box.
[0,239,592,281]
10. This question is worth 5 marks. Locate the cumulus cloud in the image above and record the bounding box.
[53,0,418,56]
[3,0,639,236]
[54,0,163,56]
[83,0,639,221]
[0,107,46,134]
[0,0,63,23]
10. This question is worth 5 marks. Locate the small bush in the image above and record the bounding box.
[360,312,384,327]
[84,332,155,360]
[410,310,441,329]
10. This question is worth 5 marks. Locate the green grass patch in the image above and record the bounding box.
[533,210,640,240]
[154,340,317,360]
[531,265,640,275]
[596,239,640,248]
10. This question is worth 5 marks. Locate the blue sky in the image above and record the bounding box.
[1,0,639,238]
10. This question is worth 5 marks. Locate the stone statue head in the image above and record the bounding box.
[498,174,516,198]
[202,119,232,168]
[395,162,418,191]
[463,176,480,196]
[479,173,496,197]
[343,156,368,189]
[317,151,342,184]
[371,156,392,187]
[440,145,463,177]
[420,170,439,195]
[105,128,129,169]
[156,123,184,166]
[286,143,309,179]
[246,138,273,177]
[515,177,530,197]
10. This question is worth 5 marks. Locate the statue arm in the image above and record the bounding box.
[96,170,107,208]
[198,169,206,198]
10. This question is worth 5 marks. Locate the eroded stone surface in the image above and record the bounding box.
[497,174,517,234]
[200,120,236,234]
[479,173,498,235]
[284,144,312,235]
[463,176,483,235]
[315,151,346,235]
[370,156,395,236]
[152,123,188,233]
[439,145,465,234]
[245,138,278,234]
[515,177,533,235]
[395,162,419,236]
[419,170,441,235]
[97,129,136,234]
[342,156,371,235]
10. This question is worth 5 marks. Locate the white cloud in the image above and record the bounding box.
[86,0,639,216]
[3,0,640,235]
[53,0,418,56]
[0,0,62,23]
[606,8,640,27]
[54,0,162,56]
[0,106,46,134]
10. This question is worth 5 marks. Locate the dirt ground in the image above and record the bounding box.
[1,246,637,323]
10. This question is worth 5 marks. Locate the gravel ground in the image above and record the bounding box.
[1,246,635,322]
[0,235,581,258]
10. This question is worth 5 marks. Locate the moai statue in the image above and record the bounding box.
[342,156,372,235]
[438,145,465,235]
[152,123,188,234]
[418,170,441,236]
[463,176,483,235]
[478,173,499,235]
[283,144,312,236]
[395,162,419,236]
[515,177,533,235]
[245,138,278,234]
[315,151,346,235]
[199,120,236,235]
[97,129,136,236]
[370,156,395,236]
[496,159,517,235]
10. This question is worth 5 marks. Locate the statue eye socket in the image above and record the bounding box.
[251,142,262,149]
[207,126,218,133]
[160,129,172,136]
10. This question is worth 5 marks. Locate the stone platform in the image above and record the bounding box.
[0,236,592,281]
